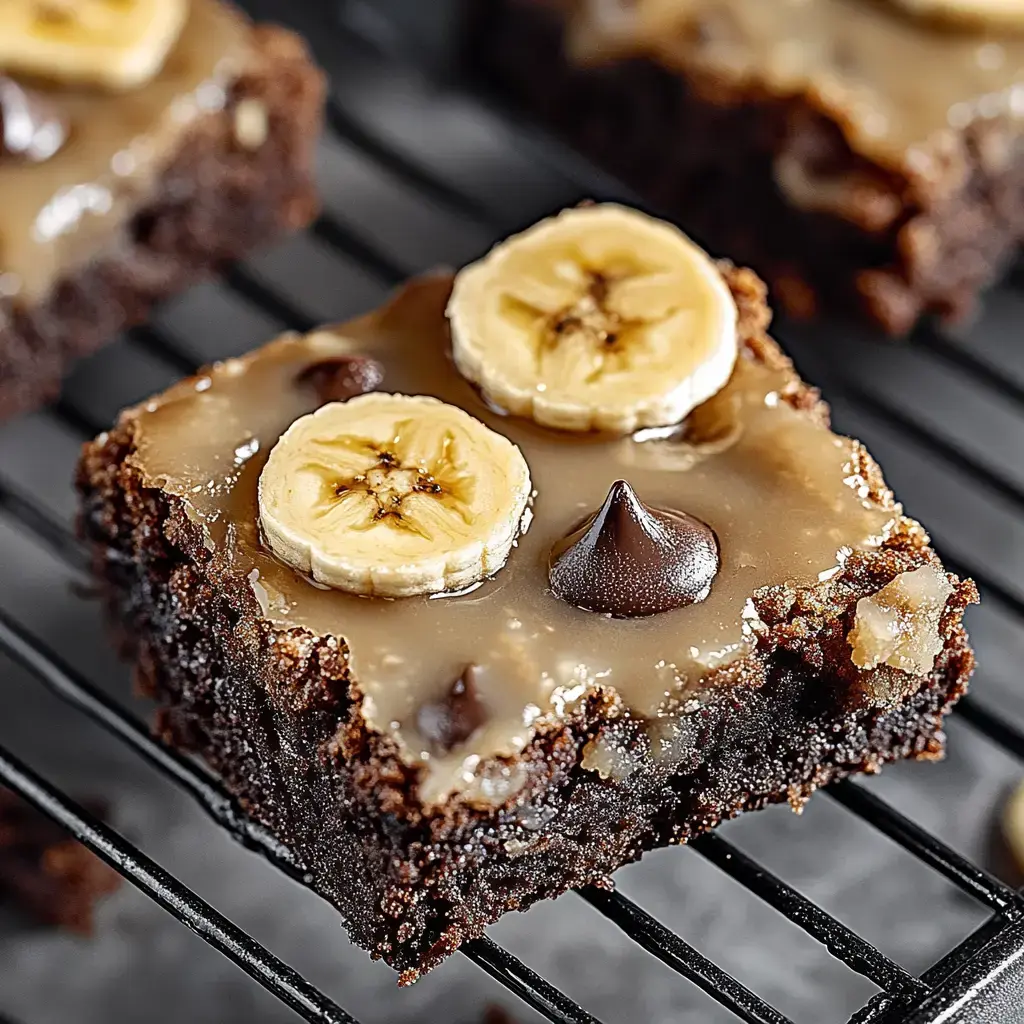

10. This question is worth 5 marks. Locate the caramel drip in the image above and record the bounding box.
[130,276,896,804]
[0,0,251,304]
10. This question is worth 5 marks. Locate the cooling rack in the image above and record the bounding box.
[3,1,1024,1021]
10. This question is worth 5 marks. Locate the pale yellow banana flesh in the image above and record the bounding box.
[447,204,738,435]
[0,0,189,90]
[891,0,1024,28]
[259,393,532,598]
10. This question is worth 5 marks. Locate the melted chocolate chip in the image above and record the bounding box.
[548,480,719,618]
[297,355,384,405]
[0,77,67,163]
[416,664,488,754]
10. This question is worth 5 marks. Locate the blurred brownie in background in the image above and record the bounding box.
[0,0,324,421]
[468,0,1024,334]
[0,789,120,934]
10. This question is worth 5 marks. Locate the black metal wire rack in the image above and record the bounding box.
[4,2,1024,1022]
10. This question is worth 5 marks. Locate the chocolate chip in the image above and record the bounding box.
[297,355,384,405]
[549,480,719,618]
[416,664,488,754]
[0,77,67,163]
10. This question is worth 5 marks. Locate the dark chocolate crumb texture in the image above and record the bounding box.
[468,0,1024,334]
[77,205,977,979]
[0,0,324,420]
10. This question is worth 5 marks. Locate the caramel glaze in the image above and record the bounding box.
[129,275,897,804]
[569,0,1024,187]
[0,0,251,306]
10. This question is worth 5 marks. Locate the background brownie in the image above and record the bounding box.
[467,0,1024,334]
[0,4,324,421]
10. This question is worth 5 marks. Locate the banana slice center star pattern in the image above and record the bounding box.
[503,259,679,387]
[259,393,532,598]
[304,423,475,542]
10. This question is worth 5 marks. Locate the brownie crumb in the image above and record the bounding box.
[416,664,488,754]
[0,789,121,934]
[482,1008,519,1024]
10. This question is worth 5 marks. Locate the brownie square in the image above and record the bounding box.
[467,0,1024,334]
[76,248,975,979]
[0,0,325,420]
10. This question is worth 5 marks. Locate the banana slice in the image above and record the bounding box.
[889,0,1024,29]
[0,0,188,91]
[258,393,532,599]
[447,204,738,434]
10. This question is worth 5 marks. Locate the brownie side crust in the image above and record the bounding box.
[0,25,325,422]
[76,268,976,978]
[466,0,1024,334]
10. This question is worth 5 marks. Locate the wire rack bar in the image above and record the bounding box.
[902,915,1024,1024]
[0,745,359,1024]
[324,99,495,225]
[51,396,104,441]
[692,833,925,999]
[828,780,1020,913]
[914,325,1024,414]
[224,267,318,333]
[309,215,406,285]
[463,938,606,1024]
[127,324,200,377]
[955,695,1024,762]
[0,476,88,575]
[577,886,795,1024]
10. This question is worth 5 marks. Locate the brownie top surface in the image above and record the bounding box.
[122,264,900,805]
[568,0,1024,174]
[0,0,252,305]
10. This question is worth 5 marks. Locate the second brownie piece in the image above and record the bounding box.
[0,0,324,420]
[469,0,1024,334]
[77,205,976,978]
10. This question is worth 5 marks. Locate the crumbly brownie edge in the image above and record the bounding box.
[75,268,976,976]
[467,0,1024,335]
[0,24,326,422]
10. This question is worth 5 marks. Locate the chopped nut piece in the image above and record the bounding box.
[581,728,644,781]
[848,564,953,675]
[234,98,269,150]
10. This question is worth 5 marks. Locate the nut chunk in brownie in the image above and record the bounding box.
[77,205,976,979]
[469,0,1024,333]
[0,0,325,421]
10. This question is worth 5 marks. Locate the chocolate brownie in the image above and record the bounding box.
[467,0,1024,334]
[0,789,120,933]
[76,209,976,979]
[0,0,324,421]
